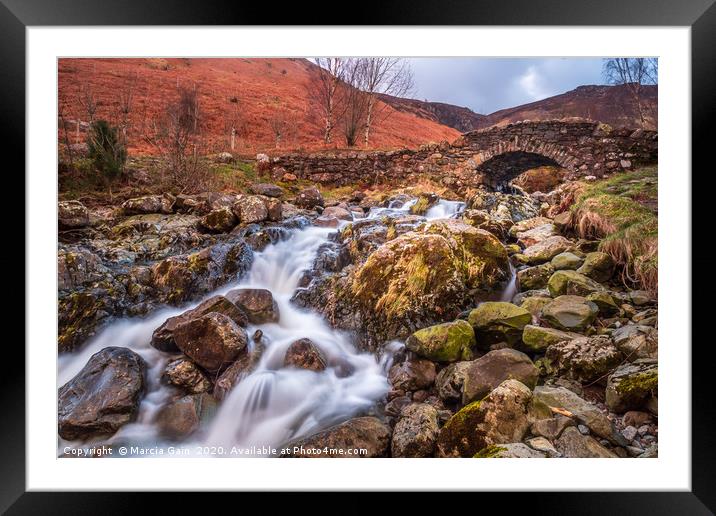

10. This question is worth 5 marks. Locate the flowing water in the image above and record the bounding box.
[58,198,466,456]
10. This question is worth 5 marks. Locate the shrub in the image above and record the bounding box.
[86,120,127,187]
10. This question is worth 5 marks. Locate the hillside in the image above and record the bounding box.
[57,58,460,155]
[375,93,487,133]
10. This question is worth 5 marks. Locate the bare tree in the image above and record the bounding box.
[114,72,137,147]
[306,58,347,144]
[602,58,658,128]
[340,59,369,147]
[77,80,98,124]
[356,58,414,147]
[223,94,246,152]
[267,108,296,149]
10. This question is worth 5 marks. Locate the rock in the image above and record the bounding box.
[409,193,439,215]
[225,288,280,324]
[554,427,618,458]
[621,425,638,442]
[467,302,531,347]
[385,396,412,417]
[213,342,265,400]
[314,215,339,228]
[161,357,211,394]
[519,296,553,317]
[388,358,436,391]
[462,349,538,404]
[623,410,653,428]
[58,347,145,440]
[155,393,215,439]
[523,236,572,264]
[199,206,237,233]
[508,217,553,238]
[605,360,658,413]
[541,295,599,331]
[322,206,353,221]
[545,336,623,383]
[261,196,283,221]
[282,417,390,458]
[521,325,580,353]
[526,436,560,457]
[435,361,472,403]
[58,248,110,291]
[284,338,327,372]
[232,195,269,224]
[517,263,554,290]
[405,320,475,362]
[436,379,532,457]
[629,290,654,306]
[533,385,623,445]
[250,183,283,198]
[551,252,584,271]
[58,200,90,229]
[462,209,490,227]
[530,414,576,441]
[577,252,614,283]
[294,187,324,209]
[547,270,606,297]
[151,295,248,352]
[516,223,558,247]
[122,194,174,215]
[391,403,440,457]
[173,313,248,373]
[474,443,546,458]
[586,291,620,316]
[612,324,658,359]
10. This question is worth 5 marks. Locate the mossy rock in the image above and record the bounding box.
[547,270,606,297]
[517,263,554,290]
[467,302,532,347]
[519,295,552,317]
[577,252,615,283]
[551,252,584,271]
[406,319,475,362]
[606,360,658,412]
[586,291,620,316]
[522,324,580,353]
[541,295,599,331]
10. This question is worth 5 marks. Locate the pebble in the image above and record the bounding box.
[577,424,590,435]
[621,425,638,441]
[626,445,645,457]
[638,424,650,436]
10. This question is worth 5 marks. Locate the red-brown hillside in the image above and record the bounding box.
[58,58,461,155]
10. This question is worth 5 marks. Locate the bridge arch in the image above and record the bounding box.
[474,151,564,190]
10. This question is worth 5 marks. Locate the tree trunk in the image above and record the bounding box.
[364,98,374,148]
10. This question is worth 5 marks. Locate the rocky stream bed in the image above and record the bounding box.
[57,181,658,458]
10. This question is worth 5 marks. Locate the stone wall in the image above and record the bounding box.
[269,120,658,190]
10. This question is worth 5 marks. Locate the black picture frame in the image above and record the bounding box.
[5,0,712,512]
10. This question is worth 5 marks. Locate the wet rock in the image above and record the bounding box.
[58,248,111,291]
[516,223,558,247]
[547,270,606,297]
[409,193,439,215]
[475,443,546,458]
[151,295,248,352]
[58,200,90,229]
[554,426,618,458]
[155,393,215,440]
[577,252,614,283]
[322,205,353,221]
[58,288,117,352]
[613,324,658,359]
[467,302,531,348]
[541,295,599,331]
[435,361,472,403]
[388,358,437,391]
[122,194,174,215]
[545,336,623,383]
[523,236,572,264]
[314,215,339,228]
[405,320,475,362]
[521,325,580,353]
[282,417,390,458]
[462,349,538,404]
[232,195,269,224]
[162,357,212,394]
[225,288,280,324]
[58,347,145,440]
[173,313,248,373]
[391,403,440,457]
[385,395,412,418]
[250,183,283,198]
[198,206,238,233]
[284,338,327,372]
[517,263,554,290]
[436,379,532,458]
[551,252,584,271]
[294,187,324,209]
[213,342,265,400]
[605,360,658,413]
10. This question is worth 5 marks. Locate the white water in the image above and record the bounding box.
[58,199,465,456]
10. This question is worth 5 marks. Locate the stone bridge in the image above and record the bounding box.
[268,120,658,191]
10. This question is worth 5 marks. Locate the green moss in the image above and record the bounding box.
[410,196,430,215]
[616,370,658,396]
[473,445,508,458]
[406,320,475,362]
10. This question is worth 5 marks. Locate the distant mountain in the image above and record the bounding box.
[376,93,487,133]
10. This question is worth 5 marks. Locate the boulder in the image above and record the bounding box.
[508,217,553,238]
[523,236,572,264]
[612,324,658,360]
[547,270,606,297]
[151,295,248,352]
[436,379,533,457]
[541,295,599,331]
[467,302,531,347]
[388,358,436,391]
[161,357,212,394]
[173,313,248,373]
[462,349,538,404]
[405,320,475,362]
[294,187,324,209]
[282,417,390,458]
[284,338,327,372]
[314,215,339,228]
[250,183,284,198]
[435,361,472,403]
[577,252,615,283]
[516,223,558,247]
[605,360,658,413]
[391,403,440,458]
[551,252,584,271]
[522,325,580,353]
[322,206,353,221]
[198,206,237,233]
[517,263,554,290]
[58,200,90,229]
[58,347,145,440]
[122,194,174,215]
[530,414,576,441]
[474,443,546,458]
[232,195,269,224]
[554,426,618,458]
[155,393,215,439]
[545,336,623,383]
[519,295,553,317]
[213,341,265,400]
[225,288,280,324]
[586,291,620,316]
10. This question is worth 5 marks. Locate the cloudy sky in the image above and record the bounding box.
[406,58,606,115]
